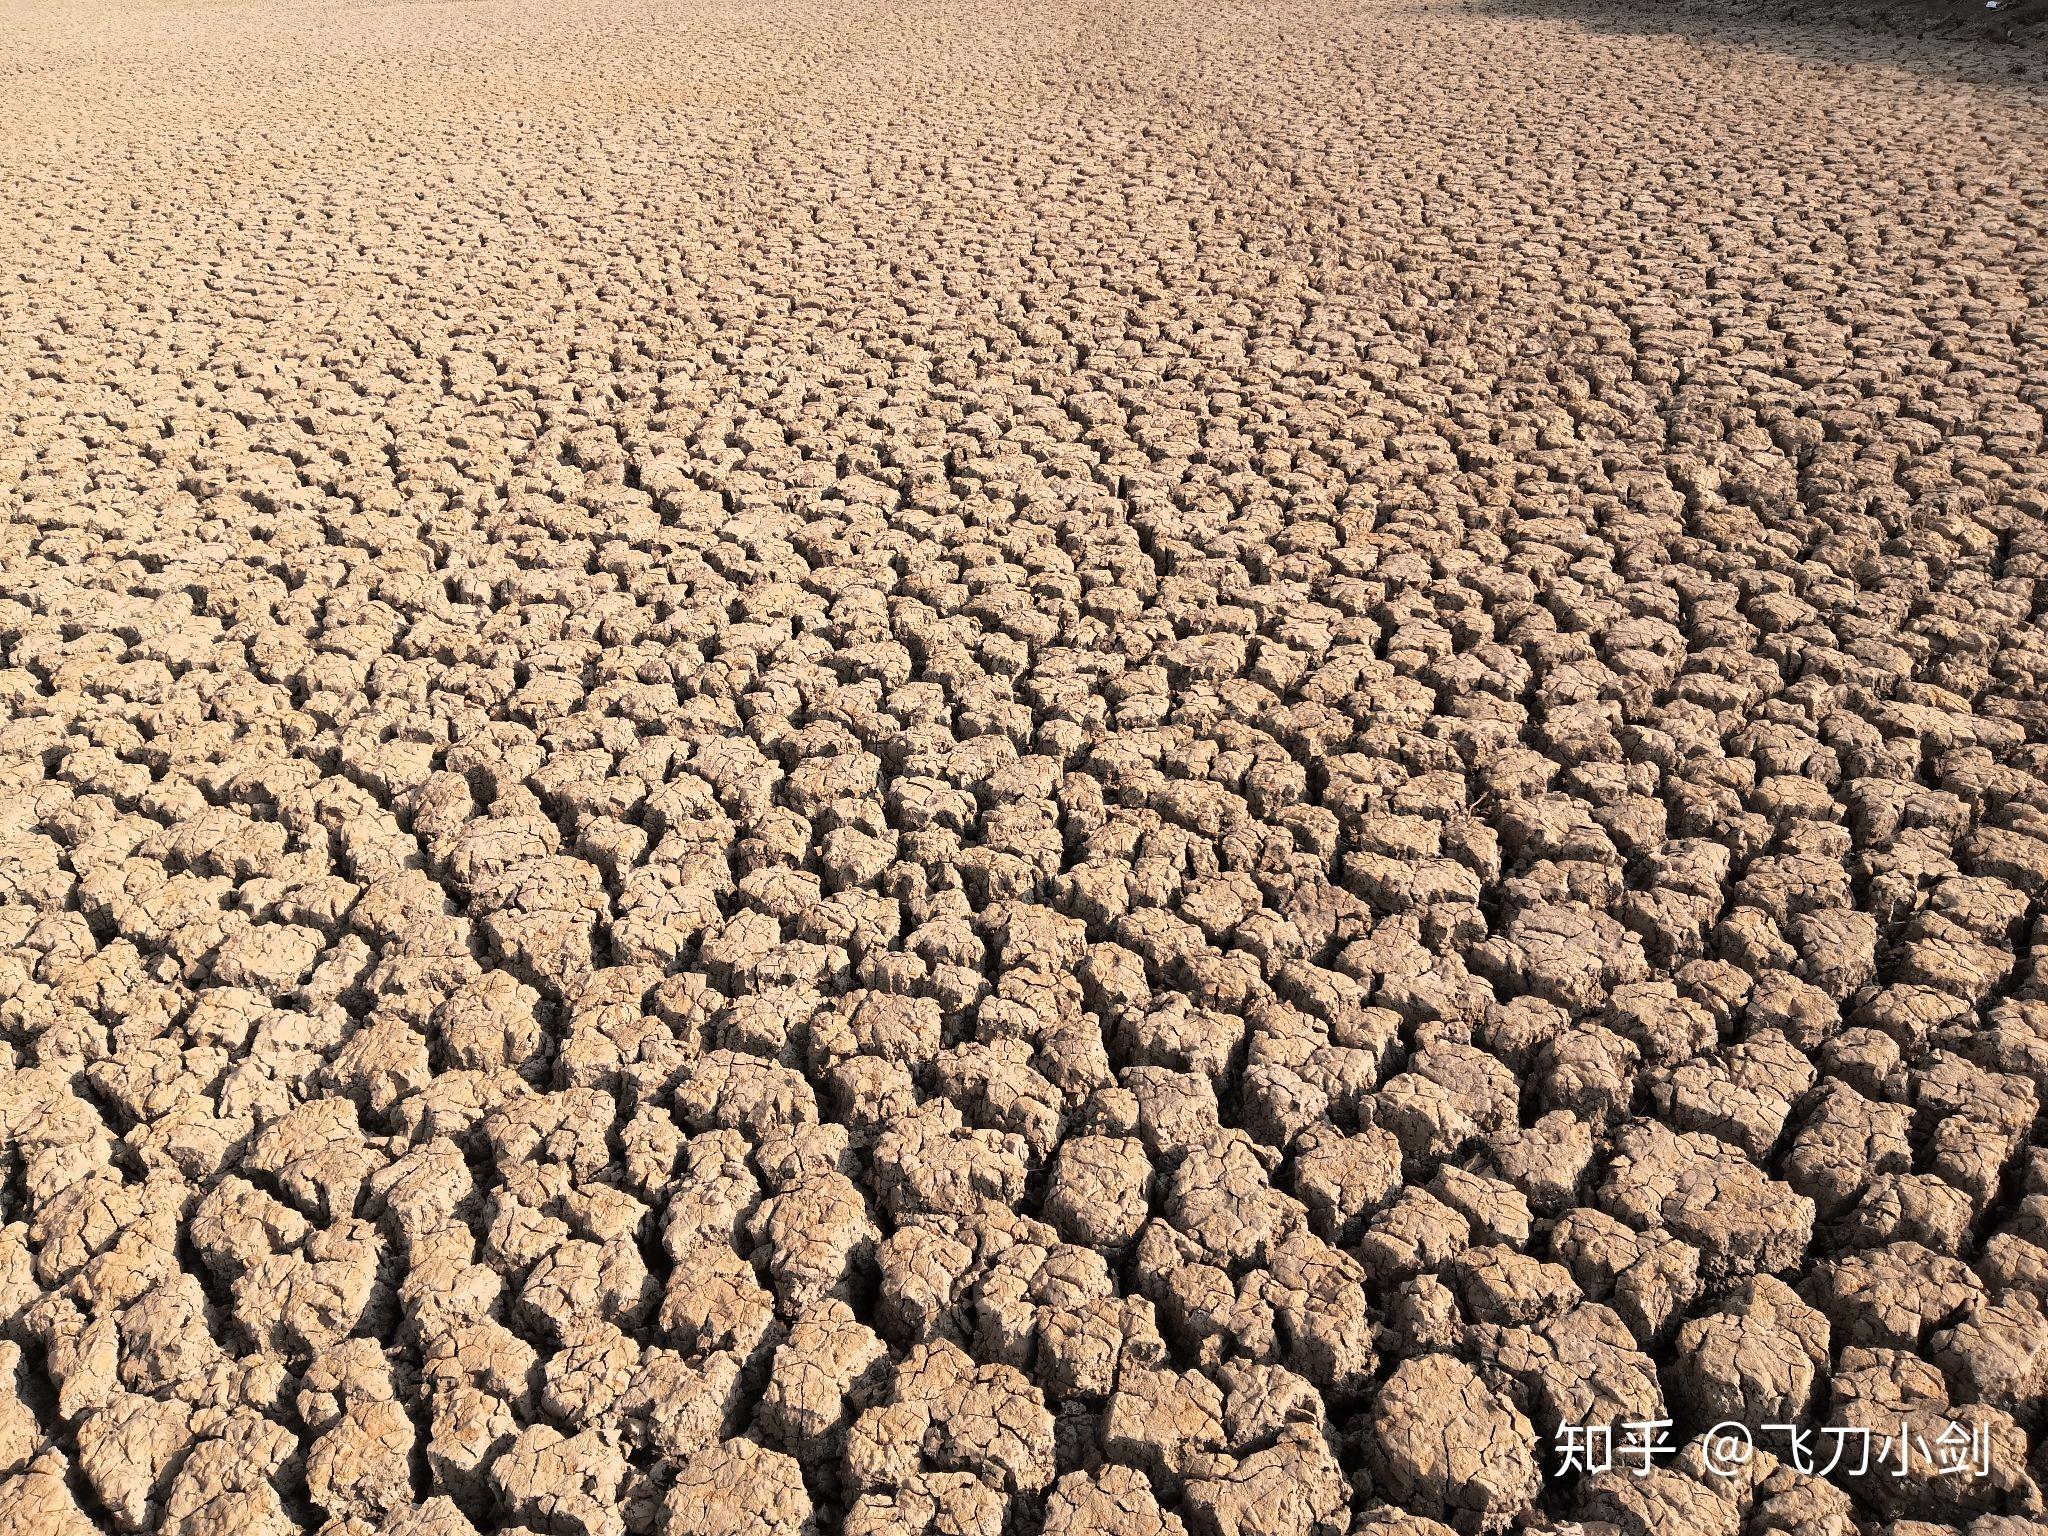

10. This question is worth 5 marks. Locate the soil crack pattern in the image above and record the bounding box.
[2,0,2046,1532]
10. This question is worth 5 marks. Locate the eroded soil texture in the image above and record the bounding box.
[3,0,2047,1532]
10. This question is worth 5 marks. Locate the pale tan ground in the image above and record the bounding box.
[2,0,2047,1533]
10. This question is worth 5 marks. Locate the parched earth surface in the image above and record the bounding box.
[3,0,2048,1532]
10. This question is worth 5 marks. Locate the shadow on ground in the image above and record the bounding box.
[1464,0,2047,87]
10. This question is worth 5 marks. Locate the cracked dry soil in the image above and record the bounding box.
[2,0,2047,1532]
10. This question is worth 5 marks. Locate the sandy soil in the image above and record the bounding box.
[2,0,2046,1532]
